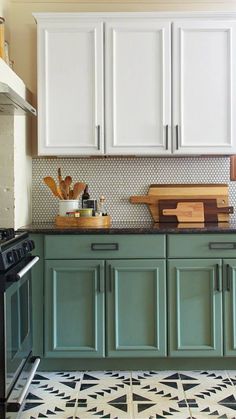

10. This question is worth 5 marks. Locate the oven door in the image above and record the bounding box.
[3,256,39,401]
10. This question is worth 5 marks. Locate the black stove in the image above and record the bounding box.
[0,228,40,418]
[0,229,35,272]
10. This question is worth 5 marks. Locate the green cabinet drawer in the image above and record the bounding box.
[168,234,236,258]
[44,234,166,259]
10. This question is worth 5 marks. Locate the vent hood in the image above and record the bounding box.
[0,82,37,116]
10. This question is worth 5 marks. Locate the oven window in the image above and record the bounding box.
[20,281,30,344]
[10,292,19,359]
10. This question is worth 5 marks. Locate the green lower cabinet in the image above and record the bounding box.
[44,259,105,358]
[224,259,236,356]
[168,259,223,357]
[106,259,166,357]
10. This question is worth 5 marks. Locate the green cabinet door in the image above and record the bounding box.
[168,259,223,357]
[223,259,236,356]
[44,259,105,358]
[106,259,166,357]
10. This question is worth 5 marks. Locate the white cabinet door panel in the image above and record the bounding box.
[105,20,171,155]
[173,20,236,155]
[37,20,103,155]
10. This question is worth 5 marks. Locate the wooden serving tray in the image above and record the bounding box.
[55,215,111,228]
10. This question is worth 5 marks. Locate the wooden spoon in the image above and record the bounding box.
[64,176,72,199]
[72,182,86,199]
[58,167,62,184]
[60,180,68,200]
[43,176,59,198]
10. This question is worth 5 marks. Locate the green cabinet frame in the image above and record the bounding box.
[106,259,166,357]
[44,259,105,358]
[168,259,223,357]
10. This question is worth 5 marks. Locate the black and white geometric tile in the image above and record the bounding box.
[17,370,236,419]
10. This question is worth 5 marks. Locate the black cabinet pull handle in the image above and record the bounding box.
[108,265,112,292]
[226,264,231,292]
[215,264,221,292]
[165,125,169,150]
[96,125,101,150]
[209,242,236,250]
[176,125,179,150]
[91,243,119,251]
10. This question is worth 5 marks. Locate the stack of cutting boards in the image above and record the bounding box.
[130,184,233,223]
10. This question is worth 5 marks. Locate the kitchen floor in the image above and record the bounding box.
[17,370,236,419]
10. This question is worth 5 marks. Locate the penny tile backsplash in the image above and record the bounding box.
[32,156,236,222]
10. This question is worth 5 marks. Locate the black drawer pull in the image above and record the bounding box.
[209,242,236,250]
[91,243,119,251]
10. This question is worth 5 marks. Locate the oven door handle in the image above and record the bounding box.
[7,357,41,412]
[16,256,39,280]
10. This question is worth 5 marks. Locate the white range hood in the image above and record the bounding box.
[0,81,36,116]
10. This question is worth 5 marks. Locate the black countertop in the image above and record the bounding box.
[18,221,236,234]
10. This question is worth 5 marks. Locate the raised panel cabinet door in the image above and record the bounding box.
[44,259,105,357]
[35,16,104,155]
[173,20,236,155]
[223,259,236,356]
[168,259,223,357]
[105,20,171,155]
[106,259,166,357]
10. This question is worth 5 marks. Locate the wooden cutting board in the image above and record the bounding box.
[159,199,233,223]
[129,184,230,222]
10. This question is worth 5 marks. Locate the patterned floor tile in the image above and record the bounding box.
[189,400,236,419]
[191,416,236,419]
[131,370,180,381]
[33,371,83,382]
[77,380,132,405]
[15,370,236,419]
[182,379,235,404]
[132,401,191,418]
[131,380,186,404]
[18,400,76,419]
[179,371,229,381]
[75,402,133,418]
[82,371,131,381]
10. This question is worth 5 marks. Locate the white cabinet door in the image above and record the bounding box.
[173,20,236,155]
[105,20,171,155]
[37,19,104,155]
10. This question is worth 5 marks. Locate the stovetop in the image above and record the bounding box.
[0,228,35,272]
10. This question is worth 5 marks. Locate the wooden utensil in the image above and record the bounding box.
[58,167,62,184]
[130,184,229,222]
[57,186,64,200]
[43,176,59,198]
[64,176,72,199]
[72,182,86,199]
[59,180,68,199]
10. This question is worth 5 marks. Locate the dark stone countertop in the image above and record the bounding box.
[18,221,236,234]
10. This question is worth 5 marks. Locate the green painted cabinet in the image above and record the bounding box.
[44,259,105,358]
[42,235,167,359]
[223,259,236,356]
[168,259,223,357]
[106,259,166,357]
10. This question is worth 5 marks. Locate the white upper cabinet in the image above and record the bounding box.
[105,20,171,155]
[36,17,104,155]
[173,19,236,155]
[34,13,236,156]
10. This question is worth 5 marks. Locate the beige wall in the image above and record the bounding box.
[7,0,236,96]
